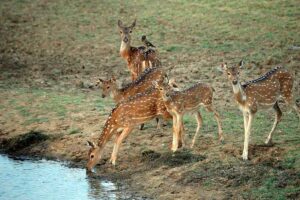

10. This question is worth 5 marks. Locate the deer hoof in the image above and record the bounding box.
[139,124,144,130]
[219,136,225,144]
[109,157,116,166]
[264,138,273,146]
[242,153,248,161]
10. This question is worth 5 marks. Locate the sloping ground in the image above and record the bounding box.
[1,0,300,199]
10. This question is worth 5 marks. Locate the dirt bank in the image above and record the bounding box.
[1,121,299,200]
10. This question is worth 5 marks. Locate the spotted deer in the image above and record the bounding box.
[118,19,161,80]
[153,81,224,149]
[221,61,300,160]
[96,67,169,129]
[86,87,178,171]
[96,67,165,102]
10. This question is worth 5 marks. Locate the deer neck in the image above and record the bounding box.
[97,119,115,149]
[110,85,122,102]
[160,90,172,102]
[120,41,131,59]
[232,82,246,105]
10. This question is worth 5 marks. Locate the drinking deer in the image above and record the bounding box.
[153,81,224,149]
[221,61,300,160]
[86,87,179,171]
[118,19,161,80]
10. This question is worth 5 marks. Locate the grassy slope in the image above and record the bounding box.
[0,0,300,199]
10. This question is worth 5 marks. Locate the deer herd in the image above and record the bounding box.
[86,20,300,171]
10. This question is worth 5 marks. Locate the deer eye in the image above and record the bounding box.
[129,30,132,33]
[227,72,231,76]
[106,86,110,89]
[90,155,94,159]
[120,31,122,34]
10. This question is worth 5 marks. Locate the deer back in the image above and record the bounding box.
[118,67,165,101]
[165,83,213,112]
[241,66,293,106]
[111,87,171,127]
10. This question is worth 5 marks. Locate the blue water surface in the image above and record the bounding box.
[0,155,118,200]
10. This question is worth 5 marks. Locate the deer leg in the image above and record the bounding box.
[171,115,179,152]
[265,102,282,145]
[191,111,203,148]
[139,124,144,130]
[206,105,224,143]
[156,118,161,129]
[110,131,121,163]
[131,73,136,81]
[178,114,185,148]
[292,104,300,129]
[242,112,254,160]
[110,127,133,166]
[243,111,249,133]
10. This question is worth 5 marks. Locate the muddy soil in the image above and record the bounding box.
[1,127,299,199]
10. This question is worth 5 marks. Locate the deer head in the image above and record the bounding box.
[152,81,172,101]
[86,140,102,171]
[117,19,136,44]
[221,60,244,85]
[96,76,117,98]
[168,78,180,91]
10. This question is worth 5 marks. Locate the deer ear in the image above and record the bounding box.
[221,63,228,70]
[111,75,116,82]
[87,140,96,148]
[239,60,244,68]
[117,20,123,28]
[169,78,179,88]
[130,19,136,29]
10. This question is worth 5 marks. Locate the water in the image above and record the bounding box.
[0,155,141,200]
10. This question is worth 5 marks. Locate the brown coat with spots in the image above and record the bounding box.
[154,82,224,150]
[118,19,161,80]
[221,61,299,161]
[86,87,172,171]
[97,67,166,103]
[240,66,294,112]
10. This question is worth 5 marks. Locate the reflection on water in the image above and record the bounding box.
[0,155,144,200]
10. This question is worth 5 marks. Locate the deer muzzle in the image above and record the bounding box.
[123,37,129,43]
[232,80,238,85]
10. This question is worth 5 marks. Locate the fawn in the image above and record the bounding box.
[86,87,178,171]
[221,61,300,160]
[153,81,224,149]
[118,19,161,80]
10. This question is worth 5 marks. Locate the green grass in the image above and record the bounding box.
[250,176,300,200]
[67,127,81,135]
[183,108,299,143]
[0,0,299,198]
[0,87,96,124]
[1,0,299,70]
[23,117,49,126]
